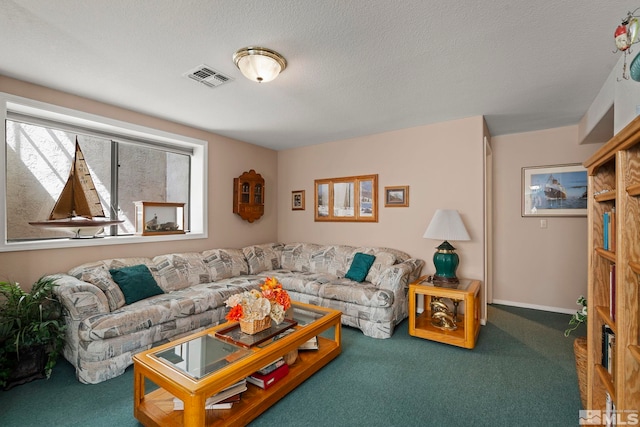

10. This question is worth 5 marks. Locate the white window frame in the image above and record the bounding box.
[0,93,208,252]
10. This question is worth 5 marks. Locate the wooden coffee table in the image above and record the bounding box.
[133,301,341,426]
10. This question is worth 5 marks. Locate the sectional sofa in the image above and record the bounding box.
[51,242,424,383]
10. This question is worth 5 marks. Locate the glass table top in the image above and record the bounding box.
[153,304,328,380]
[417,277,475,291]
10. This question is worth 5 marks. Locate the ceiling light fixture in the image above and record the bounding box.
[233,47,287,83]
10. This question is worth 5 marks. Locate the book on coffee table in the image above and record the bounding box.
[298,335,319,350]
[256,356,286,376]
[246,363,289,390]
[173,379,247,410]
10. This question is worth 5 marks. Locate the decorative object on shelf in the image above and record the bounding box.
[28,137,123,238]
[0,277,66,390]
[233,47,287,83]
[292,190,305,210]
[430,297,457,331]
[521,164,588,217]
[134,201,185,235]
[314,174,378,222]
[224,277,292,335]
[423,209,470,285]
[233,169,265,223]
[384,186,409,207]
[613,8,640,80]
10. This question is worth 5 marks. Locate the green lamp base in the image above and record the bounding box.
[432,240,460,285]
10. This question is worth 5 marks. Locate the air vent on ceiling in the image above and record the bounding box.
[183,64,233,88]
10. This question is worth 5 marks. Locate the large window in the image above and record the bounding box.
[1,95,207,251]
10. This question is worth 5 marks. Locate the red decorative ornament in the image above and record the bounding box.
[615,24,630,51]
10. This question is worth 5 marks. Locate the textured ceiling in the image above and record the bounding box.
[0,1,637,150]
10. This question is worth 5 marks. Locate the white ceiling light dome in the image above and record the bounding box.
[233,47,287,83]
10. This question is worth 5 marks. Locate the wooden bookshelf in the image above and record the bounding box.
[583,115,640,412]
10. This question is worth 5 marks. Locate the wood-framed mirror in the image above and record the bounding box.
[314,174,378,222]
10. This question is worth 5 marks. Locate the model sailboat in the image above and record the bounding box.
[29,138,123,238]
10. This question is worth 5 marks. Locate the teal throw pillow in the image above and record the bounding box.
[109,264,164,305]
[345,253,376,282]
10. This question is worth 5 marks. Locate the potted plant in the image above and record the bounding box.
[565,295,587,408]
[0,277,66,390]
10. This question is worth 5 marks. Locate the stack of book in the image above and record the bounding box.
[299,335,318,350]
[601,324,615,378]
[603,209,616,251]
[273,328,319,350]
[247,357,289,389]
[173,379,247,410]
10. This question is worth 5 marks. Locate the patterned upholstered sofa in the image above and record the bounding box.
[51,242,423,383]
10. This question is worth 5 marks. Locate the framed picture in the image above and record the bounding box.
[384,186,409,207]
[292,190,305,210]
[314,174,378,222]
[521,164,588,217]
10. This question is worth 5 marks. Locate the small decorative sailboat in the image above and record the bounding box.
[29,138,123,238]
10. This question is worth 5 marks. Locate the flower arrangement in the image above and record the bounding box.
[564,295,587,337]
[225,277,291,325]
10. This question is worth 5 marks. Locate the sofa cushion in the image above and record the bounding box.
[68,262,126,311]
[152,253,210,292]
[202,248,249,280]
[345,252,376,282]
[281,243,312,271]
[272,271,394,309]
[242,243,283,274]
[365,251,397,285]
[109,265,164,305]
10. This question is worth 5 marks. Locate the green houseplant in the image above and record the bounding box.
[0,277,66,389]
[564,295,587,408]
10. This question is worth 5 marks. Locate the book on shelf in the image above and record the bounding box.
[609,264,616,322]
[298,335,319,350]
[603,211,609,251]
[246,363,289,389]
[273,328,319,350]
[602,209,616,252]
[173,379,247,410]
[601,325,615,377]
[610,207,616,251]
[256,356,286,376]
[605,392,616,427]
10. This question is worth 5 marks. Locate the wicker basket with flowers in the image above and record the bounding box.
[224,277,292,335]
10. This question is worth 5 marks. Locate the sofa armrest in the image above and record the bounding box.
[50,274,110,320]
[376,258,425,293]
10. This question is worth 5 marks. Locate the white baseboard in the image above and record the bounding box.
[491,299,575,315]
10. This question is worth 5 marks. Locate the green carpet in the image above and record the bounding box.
[0,305,583,426]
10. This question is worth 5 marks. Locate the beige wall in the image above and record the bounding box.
[276,116,487,286]
[492,125,601,312]
[1,76,601,315]
[0,76,278,287]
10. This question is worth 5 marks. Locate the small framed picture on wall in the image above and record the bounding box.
[292,190,305,210]
[384,186,409,207]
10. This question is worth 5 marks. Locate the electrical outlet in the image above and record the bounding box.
[540,219,547,229]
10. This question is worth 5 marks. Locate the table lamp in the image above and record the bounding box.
[423,209,470,285]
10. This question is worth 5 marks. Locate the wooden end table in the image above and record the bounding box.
[408,275,481,349]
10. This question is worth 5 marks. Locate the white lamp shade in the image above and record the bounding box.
[423,209,470,241]
[233,47,287,83]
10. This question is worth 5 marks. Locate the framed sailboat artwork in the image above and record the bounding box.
[521,164,588,217]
